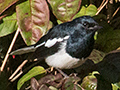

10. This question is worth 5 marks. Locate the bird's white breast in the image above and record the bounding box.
[45,41,85,69]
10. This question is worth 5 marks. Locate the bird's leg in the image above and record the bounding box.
[55,68,69,78]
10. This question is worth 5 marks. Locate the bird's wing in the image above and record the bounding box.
[34,24,70,58]
[10,22,70,56]
[35,22,70,48]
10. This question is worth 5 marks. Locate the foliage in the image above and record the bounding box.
[0,13,17,37]
[17,66,46,90]
[0,0,120,90]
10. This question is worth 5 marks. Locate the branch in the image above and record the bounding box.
[9,60,28,82]
[1,27,20,71]
[96,0,108,15]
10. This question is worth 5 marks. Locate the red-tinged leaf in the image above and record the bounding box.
[31,78,40,90]
[16,0,50,45]
[0,0,18,15]
[48,0,81,22]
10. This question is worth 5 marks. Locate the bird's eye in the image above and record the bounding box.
[83,21,89,28]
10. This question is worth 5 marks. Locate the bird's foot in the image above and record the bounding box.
[69,73,78,77]
[55,68,69,79]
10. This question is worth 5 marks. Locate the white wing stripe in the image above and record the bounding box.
[57,38,63,42]
[45,38,58,48]
[64,36,69,40]
[36,36,70,48]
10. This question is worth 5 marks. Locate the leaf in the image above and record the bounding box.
[0,13,17,37]
[88,49,106,64]
[81,71,98,90]
[74,59,95,80]
[114,82,120,89]
[16,0,50,45]
[0,0,18,15]
[62,76,82,90]
[95,20,120,52]
[49,86,58,90]
[31,78,40,90]
[96,50,120,83]
[17,66,46,90]
[37,73,63,88]
[30,73,62,90]
[95,74,112,90]
[48,0,81,22]
[31,78,51,90]
[112,82,120,90]
[85,5,98,16]
[73,4,97,19]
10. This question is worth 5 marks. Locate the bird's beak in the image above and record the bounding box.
[96,25,102,30]
[89,24,102,31]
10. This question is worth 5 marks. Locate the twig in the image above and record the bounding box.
[112,7,120,18]
[97,0,106,10]
[11,70,23,82]
[76,83,85,90]
[108,6,120,23]
[96,0,108,15]
[1,27,20,71]
[9,60,28,81]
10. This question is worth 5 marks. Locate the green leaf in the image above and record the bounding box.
[73,4,97,19]
[81,71,98,90]
[95,20,120,52]
[49,86,58,90]
[0,13,17,37]
[48,0,81,22]
[17,66,46,90]
[112,82,120,90]
[115,82,120,89]
[0,0,18,14]
[88,49,106,64]
[16,0,50,45]
[57,20,63,24]
[63,76,82,90]
[85,4,97,16]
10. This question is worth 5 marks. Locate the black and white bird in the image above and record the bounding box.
[10,16,101,70]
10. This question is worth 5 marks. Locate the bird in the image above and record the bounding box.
[10,16,102,76]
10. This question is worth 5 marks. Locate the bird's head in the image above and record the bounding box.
[74,16,102,32]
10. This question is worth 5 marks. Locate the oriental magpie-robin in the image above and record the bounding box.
[10,16,101,69]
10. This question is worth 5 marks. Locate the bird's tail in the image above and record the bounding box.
[10,46,36,55]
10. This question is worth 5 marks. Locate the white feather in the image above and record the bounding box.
[45,41,85,69]
[45,38,58,48]
[45,36,69,48]
[57,38,63,42]
[64,36,69,40]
